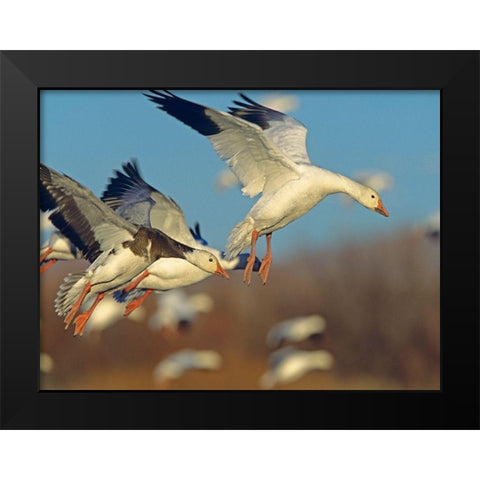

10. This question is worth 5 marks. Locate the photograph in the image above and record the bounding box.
[39,89,440,391]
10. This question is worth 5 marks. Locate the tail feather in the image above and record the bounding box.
[55,272,88,317]
[225,218,254,260]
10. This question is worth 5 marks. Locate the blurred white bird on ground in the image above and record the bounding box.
[259,346,334,389]
[153,349,222,385]
[149,290,214,332]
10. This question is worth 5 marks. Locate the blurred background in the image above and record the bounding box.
[40,90,440,390]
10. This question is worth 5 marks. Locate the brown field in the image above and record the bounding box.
[40,229,440,390]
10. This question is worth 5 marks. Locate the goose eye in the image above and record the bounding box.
[371,195,375,199]
[209,257,213,263]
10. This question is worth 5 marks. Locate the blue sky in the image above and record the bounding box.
[40,90,439,257]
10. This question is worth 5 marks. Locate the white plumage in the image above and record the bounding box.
[40,230,82,273]
[259,346,334,389]
[149,290,213,332]
[153,349,222,384]
[266,314,327,348]
[342,170,395,207]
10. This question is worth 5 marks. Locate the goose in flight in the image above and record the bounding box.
[149,290,213,333]
[40,212,82,273]
[259,346,334,389]
[153,349,222,386]
[266,314,327,348]
[40,163,228,335]
[144,90,390,285]
[102,160,259,315]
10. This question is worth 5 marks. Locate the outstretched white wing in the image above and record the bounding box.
[144,90,311,198]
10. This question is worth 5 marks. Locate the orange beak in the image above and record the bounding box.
[215,263,230,279]
[374,199,389,217]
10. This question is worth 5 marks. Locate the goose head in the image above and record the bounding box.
[357,187,389,217]
[185,249,230,278]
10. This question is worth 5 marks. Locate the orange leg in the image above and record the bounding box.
[40,258,57,273]
[64,282,92,329]
[124,289,153,316]
[40,247,54,264]
[73,292,106,336]
[258,233,273,284]
[243,230,259,285]
[123,269,150,294]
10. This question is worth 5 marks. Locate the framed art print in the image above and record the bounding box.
[1,51,478,429]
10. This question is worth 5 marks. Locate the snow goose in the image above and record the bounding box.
[149,290,213,332]
[144,90,390,285]
[259,346,334,389]
[424,211,440,240]
[101,160,259,315]
[266,314,327,348]
[153,349,222,386]
[40,163,228,335]
[40,230,82,273]
[82,294,145,337]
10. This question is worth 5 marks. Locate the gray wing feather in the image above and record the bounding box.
[40,164,136,262]
[102,160,196,245]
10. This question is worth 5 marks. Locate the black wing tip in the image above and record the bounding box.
[193,222,201,238]
[101,158,155,208]
[143,89,177,105]
[238,93,261,106]
[228,94,260,113]
[189,221,201,237]
[227,92,287,129]
[144,90,221,136]
[121,158,143,180]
